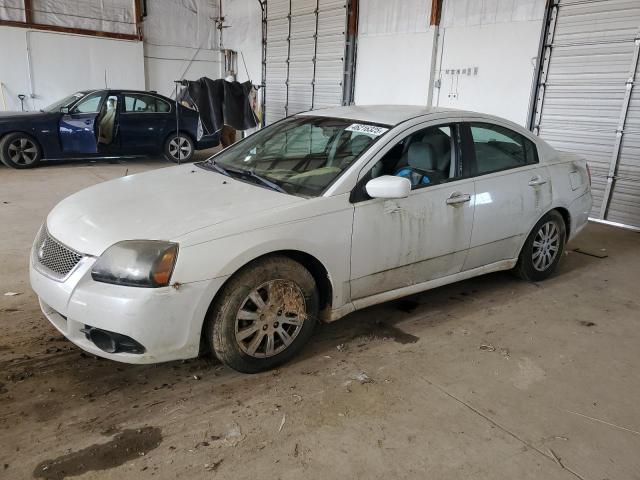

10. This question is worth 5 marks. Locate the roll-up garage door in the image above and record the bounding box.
[531,0,640,227]
[264,0,351,125]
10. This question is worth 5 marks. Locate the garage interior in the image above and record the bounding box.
[1,0,640,479]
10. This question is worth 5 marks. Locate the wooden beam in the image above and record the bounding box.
[430,0,443,26]
[0,19,141,41]
[347,0,358,36]
[133,0,143,40]
[23,0,33,23]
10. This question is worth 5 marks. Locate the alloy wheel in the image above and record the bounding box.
[8,138,38,165]
[532,221,560,271]
[168,136,192,160]
[234,279,306,358]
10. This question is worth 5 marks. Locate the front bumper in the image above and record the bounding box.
[30,255,228,364]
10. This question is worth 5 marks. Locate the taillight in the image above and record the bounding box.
[586,163,592,186]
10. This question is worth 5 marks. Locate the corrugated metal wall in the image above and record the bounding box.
[264,0,348,124]
[531,0,640,227]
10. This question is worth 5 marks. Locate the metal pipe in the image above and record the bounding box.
[527,0,556,131]
[260,0,266,127]
[600,35,640,219]
[311,0,319,110]
[25,30,35,110]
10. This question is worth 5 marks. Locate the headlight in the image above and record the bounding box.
[91,240,178,288]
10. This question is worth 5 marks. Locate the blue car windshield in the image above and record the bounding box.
[43,93,85,113]
[199,116,390,197]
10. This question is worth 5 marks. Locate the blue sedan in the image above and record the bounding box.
[0,89,220,169]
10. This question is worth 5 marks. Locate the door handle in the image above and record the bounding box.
[446,192,471,206]
[528,175,547,186]
[84,119,92,125]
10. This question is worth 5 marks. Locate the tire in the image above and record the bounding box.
[206,255,319,373]
[514,210,566,282]
[163,132,194,163]
[0,132,42,169]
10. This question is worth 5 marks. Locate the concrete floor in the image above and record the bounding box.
[1,158,639,480]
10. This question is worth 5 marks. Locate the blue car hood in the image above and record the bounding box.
[0,111,52,120]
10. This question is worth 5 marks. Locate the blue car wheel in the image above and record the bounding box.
[164,133,194,163]
[0,132,42,169]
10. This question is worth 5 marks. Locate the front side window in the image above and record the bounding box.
[124,94,170,113]
[366,124,458,191]
[71,92,104,114]
[199,116,389,197]
[470,123,537,175]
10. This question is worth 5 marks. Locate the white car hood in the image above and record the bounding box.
[46,165,305,256]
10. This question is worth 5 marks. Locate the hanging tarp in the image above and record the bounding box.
[179,77,258,135]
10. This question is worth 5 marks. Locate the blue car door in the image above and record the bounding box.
[118,93,172,153]
[59,91,105,154]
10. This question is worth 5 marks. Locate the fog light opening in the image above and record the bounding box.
[88,329,118,353]
[82,326,146,354]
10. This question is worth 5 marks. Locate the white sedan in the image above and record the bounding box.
[30,106,592,373]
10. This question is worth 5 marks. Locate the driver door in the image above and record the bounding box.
[349,122,475,301]
[59,91,105,155]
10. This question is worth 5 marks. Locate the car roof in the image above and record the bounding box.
[296,105,465,126]
[78,89,166,96]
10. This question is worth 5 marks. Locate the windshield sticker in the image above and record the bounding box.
[345,124,389,136]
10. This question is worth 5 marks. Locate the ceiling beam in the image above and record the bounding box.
[0,19,141,41]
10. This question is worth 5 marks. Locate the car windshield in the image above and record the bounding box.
[199,116,390,197]
[42,92,86,113]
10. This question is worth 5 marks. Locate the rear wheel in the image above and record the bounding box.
[163,133,194,163]
[0,133,42,169]
[514,210,566,281]
[206,256,319,373]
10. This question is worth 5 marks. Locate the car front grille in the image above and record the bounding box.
[34,227,83,279]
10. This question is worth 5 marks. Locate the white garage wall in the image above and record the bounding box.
[142,0,221,97]
[0,26,30,111]
[433,0,546,125]
[0,0,224,111]
[222,0,263,84]
[31,0,137,36]
[354,0,436,106]
[0,26,144,112]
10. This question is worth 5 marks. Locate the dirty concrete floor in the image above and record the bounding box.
[1,157,639,480]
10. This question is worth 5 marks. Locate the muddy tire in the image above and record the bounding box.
[0,132,42,169]
[205,255,319,373]
[514,210,566,282]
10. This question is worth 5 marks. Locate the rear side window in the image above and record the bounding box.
[123,94,170,113]
[469,123,538,175]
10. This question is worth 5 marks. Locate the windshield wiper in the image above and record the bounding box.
[198,160,286,194]
[243,170,288,194]
[199,158,230,176]
[229,167,287,194]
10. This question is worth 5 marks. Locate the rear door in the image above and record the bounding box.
[59,91,105,154]
[462,121,552,270]
[118,93,172,153]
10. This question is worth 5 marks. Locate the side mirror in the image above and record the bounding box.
[365,175,412,199]
[60,107,70,114]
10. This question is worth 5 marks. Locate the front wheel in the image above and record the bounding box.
[514,210,566,282]
[163,133,194,163]
[206,256,319,373]
[0,133,42,168]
